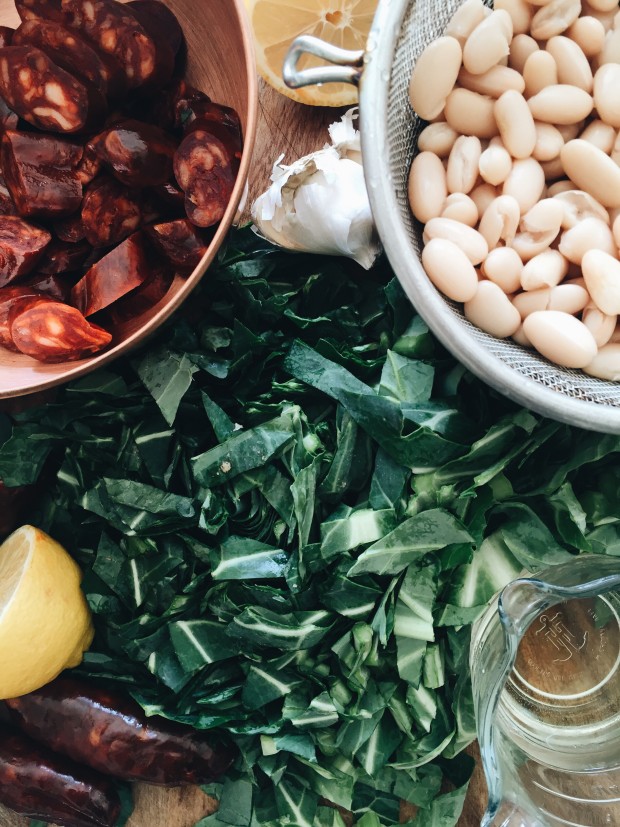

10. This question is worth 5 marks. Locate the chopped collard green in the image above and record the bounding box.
[4,228,620,827]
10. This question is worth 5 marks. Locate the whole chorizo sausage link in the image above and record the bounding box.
[81,176,142,248]
[0,46,105,134]
[6,676,236,786]
[61,0,157,89]
[9,299,112,362]
[174,130,236,228]
[0,217,51,288]
[0,729,121,827]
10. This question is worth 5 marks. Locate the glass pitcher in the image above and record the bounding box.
[470,555,620,827]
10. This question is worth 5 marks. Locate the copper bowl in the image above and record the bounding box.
[0,0,258,399]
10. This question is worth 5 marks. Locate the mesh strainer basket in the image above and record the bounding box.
[283,0,620,434]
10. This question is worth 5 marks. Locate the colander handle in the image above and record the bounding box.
[283,35,364,88]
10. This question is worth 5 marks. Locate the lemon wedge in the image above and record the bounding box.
[246,0,377,106]
[0,525,94,700]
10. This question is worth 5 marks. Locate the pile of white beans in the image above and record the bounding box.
[408,0,620,381]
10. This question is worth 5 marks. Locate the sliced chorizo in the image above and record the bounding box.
[53,214,86,243]
[0,46,105,134]
[15,0,67,24]
[0,217,51,287]
[149,181,185,217]
[62,0,158,90]
[0,730,121,827]
[37,239,91,274]
[13,20,118,98]
[94,119,177,187]
[146,218,210,271]
[0,27,14,48]
[0,175,16,216]
[76,138,103,186]
[108,260,173,322]
[2,130,83,219]
[81,176,142,247]
[0,98,19,133]
[177,87,243,170]
[71,232,149,316]
[174,130,236,228]
[121,0,174,87]
[23,273,72,300]
[10,298,112,361]
[0,286,45,349]
[128,0,184,56]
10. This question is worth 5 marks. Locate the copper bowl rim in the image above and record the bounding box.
[0,0,259,399]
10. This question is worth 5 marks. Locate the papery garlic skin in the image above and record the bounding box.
[251,109,381,270]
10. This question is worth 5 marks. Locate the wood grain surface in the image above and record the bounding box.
[0,81,487,827]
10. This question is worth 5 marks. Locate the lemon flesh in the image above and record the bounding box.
[246,0,377,106]
[0,525,94,699]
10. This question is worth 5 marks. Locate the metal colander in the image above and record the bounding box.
[283,0,620,434]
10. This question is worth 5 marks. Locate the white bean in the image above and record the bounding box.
[547,284,591,314]
[512,324,533,347]
[546,36,594,92]
[441,193,479,226]
[523,51,558,97]
[482,246,524,293]
[559,217,617,264]
[502,158,546,213]
[561,140,620,207]
[509,34,539,73]
[523,310,598,367]
[593,64,620,128]
[479,142,513,185]
[513,288,552,318]
[470,183,498,215]
[555,122,585,142]
[409,37,463,121]
[553,190,610,229]
[582,249,620,314]
[532,122,564,162]
[582,304,617,346]
[586,0,619,13]
[599,26,620,64]
[521,249,568,290]
[613,213,620,248]
[444,88,499,139]
[463,10,513,75]
[579,119,616,154]
[446,0,489,45]
[408,152,447,223]
[583,343,620,380]
[547,179,574,196]
[495,90,537,159]
[457,65,526,98]
[479,195,521,248]
[541,157,566,182]
[495,0,533,34]
[527,85,594,125]
[567,16,606,57]
[511,231,557,261]
[447,136,482,194]
[530,0,582,40]
[421,238,479,302]
[424,217,489,264]
[418,122,459,157]
[522,198,564,233]
[464,280,522,337]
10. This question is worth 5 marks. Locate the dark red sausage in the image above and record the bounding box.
[0,97,19,133]
[13,20,117,97]
[23,273,72,300]
[121,1,174,87]
[54,214,86,243]
[146,218,209,271]
[0,729,121,827]
[0,27,14,47]
[0,175,16,216]
[71,233,149,316]
[108,259,172,322]
[0,286,45,349]
[149,181,186,216]
[62,0,158,90]
[0,217,51,287]
[0,46,106,134]
[2,130,83,219]
[176,85,243,169]
[37,239,91,274]
[10,299,112,362]
[128,0,183,56]
[6,677,236,786]
[174,130,236,228]
[15,0,67,23]
[76,138,104,186]
[82,176,142,247]
[94,120,177,187]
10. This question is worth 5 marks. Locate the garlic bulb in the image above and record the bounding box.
[251,109,381,270]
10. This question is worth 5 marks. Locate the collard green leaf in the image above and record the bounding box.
[136,348,196,426]
[211,537,288,580]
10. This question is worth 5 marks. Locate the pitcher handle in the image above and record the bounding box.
[283,35,364,89]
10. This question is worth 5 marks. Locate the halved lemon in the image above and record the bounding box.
[246,0,377,106]
[0,525,94,699]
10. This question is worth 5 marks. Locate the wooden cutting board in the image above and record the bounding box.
[0,81,487,827]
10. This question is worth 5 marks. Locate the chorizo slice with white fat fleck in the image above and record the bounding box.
[0,46,105,134]
[10,298,112,362]
[173,130,236,228]
[81,176,142,248]
[0,216,51,287]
